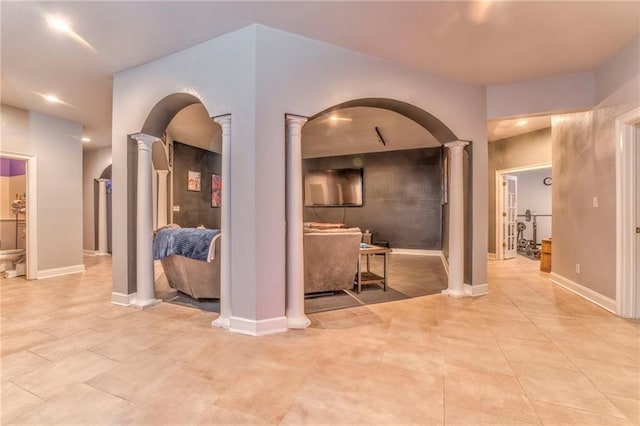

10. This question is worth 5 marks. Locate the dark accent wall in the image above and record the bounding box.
[303,148,443,249]
[172,141,221,229]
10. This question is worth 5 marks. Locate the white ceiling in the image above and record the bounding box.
[1,1,638,150]
[488,115,553,142]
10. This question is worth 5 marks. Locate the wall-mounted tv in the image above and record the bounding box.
[304,168,363,207]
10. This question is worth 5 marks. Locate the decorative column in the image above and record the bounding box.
[132,134,161,308]
[285,114,310,329]
[156,170,169,228]
[442,141,469,297]
[212,115,232,328]
[96,179,109,255]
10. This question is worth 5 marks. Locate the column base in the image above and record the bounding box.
[131,298,162,309]
[441,288,465,298]
[211,316,230,328]
[96,251,110,256]
[287,315,311,329]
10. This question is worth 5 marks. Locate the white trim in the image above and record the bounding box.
[38,264,85,279]
[83,250,97,256]
[488,253,496,260]
[495,163,552,260]
[111,291,136,306]
[440,252,449,275]
[229,316,288,336]
[211,317,230,329]
[391,249,442,256]
[464,283,488,296]
[0,151,37,280]
[550,272,616,313]
[616,107,640,319]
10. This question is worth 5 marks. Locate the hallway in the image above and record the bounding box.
[1,255,638,425]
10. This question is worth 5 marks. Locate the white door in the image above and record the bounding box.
[502,175,518,259]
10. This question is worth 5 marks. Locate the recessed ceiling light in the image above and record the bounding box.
[82,137,91,142]
[517,119,528,126]
[43,94,62,104]
[47,16,72,34]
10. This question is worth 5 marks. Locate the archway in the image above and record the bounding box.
[120,93,232,328]
[285,98,472,328]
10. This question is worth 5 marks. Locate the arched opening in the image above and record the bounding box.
[122,93,231,326]
[286,98,472,327]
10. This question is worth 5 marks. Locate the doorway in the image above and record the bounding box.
[495,164,552,261]
[616,107,640,319]
[0,152,37,279]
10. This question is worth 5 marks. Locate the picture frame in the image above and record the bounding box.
[211,173,221,208]
[187,170,201,192]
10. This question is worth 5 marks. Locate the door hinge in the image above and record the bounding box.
[636,227,640,234]
[503,212,507,217]
[502,242,506,248]
[502,182,507,186]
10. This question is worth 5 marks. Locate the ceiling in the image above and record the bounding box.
[1,1,638,150]
[488,115,553,142]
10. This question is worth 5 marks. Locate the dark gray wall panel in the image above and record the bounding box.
[172,141,221,229]
[303,148,443,249]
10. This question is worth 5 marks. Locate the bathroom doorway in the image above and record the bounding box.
[0,152,37,279]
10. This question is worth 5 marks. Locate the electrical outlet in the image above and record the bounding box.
[592,197,599,208]
[172,205,180,212]
[575,263,581,274]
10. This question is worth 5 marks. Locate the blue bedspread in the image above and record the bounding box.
[153,228,221,262]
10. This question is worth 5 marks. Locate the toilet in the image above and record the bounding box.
[0,249,26,273]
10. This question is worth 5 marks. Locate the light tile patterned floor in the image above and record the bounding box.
[1,255,639,425]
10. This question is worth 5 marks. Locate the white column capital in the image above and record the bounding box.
[95,178,109,183]
[213,114,231,131]
[286,114,308,131]
[156,169,169,176]
[131,133,159,150]
[444,140,470,150]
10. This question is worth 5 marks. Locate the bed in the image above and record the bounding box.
[153,226,221,300]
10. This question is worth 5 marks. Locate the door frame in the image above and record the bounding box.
[495,163,551,260]
[0,151,38,279]
[616,106,640,318]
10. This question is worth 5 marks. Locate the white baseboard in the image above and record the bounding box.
[111,291,136,306]
[229,315,288,336]
[464,283,489,297]
[83,250,97,256]
[549,272,616,313]
[488,253,497,260]
[391,249,442,257]
[38,264,85,279]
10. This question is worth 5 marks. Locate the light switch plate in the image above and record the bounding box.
[172,205,180,212]
[592,197,599,208]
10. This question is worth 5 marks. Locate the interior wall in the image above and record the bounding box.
[488,128,551,254]
[552,35,639,300]
[83,146,112,251]
[112,23,487,327]
[171,141,221,229]
[0,172,26,250]
[254,24,487,289]
[0,104,83,272]
[303,148,442,249]
[511,168,552,244]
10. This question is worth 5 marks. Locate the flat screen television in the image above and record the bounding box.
[304,168,363,207]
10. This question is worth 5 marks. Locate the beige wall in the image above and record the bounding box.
[551,36,639,300]
[488,128,551,254]
[0,104,84,273]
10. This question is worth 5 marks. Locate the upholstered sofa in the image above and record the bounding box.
[160,235,221,299]
[303,227,362,294]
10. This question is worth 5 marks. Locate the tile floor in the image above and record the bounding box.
[1,255,639,425]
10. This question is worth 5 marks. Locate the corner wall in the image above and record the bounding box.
[551,36,639,301]
[1,104,84,274]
